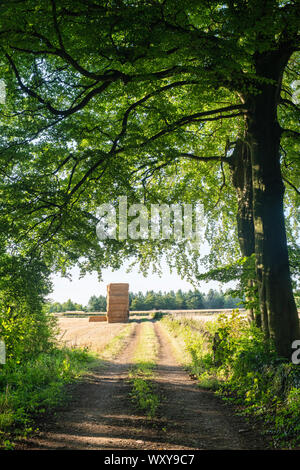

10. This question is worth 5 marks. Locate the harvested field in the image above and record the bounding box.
[55,311,240,354]
[57,317,128,353]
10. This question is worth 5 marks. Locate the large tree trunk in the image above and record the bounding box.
[247,50,300,358]
[230,139,260,326]
[231,139,255,259]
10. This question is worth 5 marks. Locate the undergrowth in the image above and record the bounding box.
[0,347,97,449]
[160,312,300,449]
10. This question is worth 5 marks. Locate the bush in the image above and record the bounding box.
[151,311,165,320]
[0,307,57,363]
[0,254,97,448]
[0,254,56,363]
[0,347,95,447]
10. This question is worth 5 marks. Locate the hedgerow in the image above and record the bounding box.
[161,312,300,448]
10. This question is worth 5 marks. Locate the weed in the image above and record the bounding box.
[0,347,97,448]
[129,323,159,418]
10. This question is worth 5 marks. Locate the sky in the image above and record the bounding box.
[48,262,224,306]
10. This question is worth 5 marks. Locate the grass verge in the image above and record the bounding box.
[128,322,159,418]
[159,314,220,388]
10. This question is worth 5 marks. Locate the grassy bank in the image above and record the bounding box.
[160,312,300,449]
[128,322,159,418]
[0,347,97,449]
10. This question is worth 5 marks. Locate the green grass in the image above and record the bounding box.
[0,346,97,449]
[159,315,217,387]
[0,322,136,449]
[128,322,159,418]
[99,323,135,360]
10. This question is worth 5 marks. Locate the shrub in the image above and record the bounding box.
[0,347,95,447]
[0,307,57,363]
[0,254,56,363]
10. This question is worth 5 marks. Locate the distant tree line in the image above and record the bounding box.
[46,289,243,313]
[129,289,243,311]
[46,298,87,313]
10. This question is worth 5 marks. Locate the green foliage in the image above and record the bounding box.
[0,0,298,362]
[129,288,242,311]
[0,347,96,448]
[161,314,218,387]
[151,311,165,320]
[0,307,57,363]
[46,299,86,313]
[0,254,52,316]
[46,288,242,314]
[87,295,106,312]
[196,255,259,314]
[272,387,300,448]
[0,254,57,362]
[130,376,160,420]
[0,0,297,284]
[208,310,256,366]
[161,312,300,448]
[0,252,99,448]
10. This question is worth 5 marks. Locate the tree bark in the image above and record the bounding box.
[230,139,260,326]
[231,139,255,259]
[247,49,300,358]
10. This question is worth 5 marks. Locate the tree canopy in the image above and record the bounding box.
[0,0,299,357]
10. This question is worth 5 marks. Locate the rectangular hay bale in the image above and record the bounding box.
[89,315,107,322]
[106,283,129,323]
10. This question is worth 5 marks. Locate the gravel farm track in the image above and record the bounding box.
[17,317,269,450]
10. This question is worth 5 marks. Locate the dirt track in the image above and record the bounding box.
[17,320,268,450]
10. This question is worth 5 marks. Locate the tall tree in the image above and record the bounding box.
[0,0,299,356]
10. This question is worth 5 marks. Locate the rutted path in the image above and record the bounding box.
[17,320,267,450]
[152,323,266,450]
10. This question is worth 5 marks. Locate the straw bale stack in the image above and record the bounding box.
[88,315,107,322]
[106,283,129,323]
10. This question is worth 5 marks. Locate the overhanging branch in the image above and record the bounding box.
[281,128,300,139]
[177,152,231,164]
[6,52,113,117]
[283,176,300,195]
